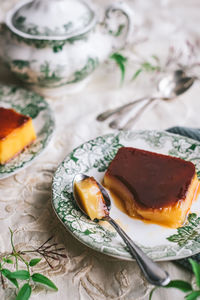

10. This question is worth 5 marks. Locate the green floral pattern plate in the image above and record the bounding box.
[52,130,200,261]
[0,84,54,179]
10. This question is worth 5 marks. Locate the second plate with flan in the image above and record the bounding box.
[0,84,54,179]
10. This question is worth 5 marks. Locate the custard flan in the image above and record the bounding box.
[74,177,108,220]
[0,107,36,164]
[103,147,199,228]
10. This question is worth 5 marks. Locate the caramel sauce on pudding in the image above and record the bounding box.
[105,147,196,209]
[104,147,199,228]
[0,107,29,140]
[0,107,36,164]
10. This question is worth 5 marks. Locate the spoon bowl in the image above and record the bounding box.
[73,173,111,216]
[72,173,170,286]
[96,69,196,129]
[108,71,195,130]
[157,72,195,98]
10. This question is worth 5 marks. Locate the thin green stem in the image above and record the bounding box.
[17,254,30,274]
[17,253,31,282]
[0,229,59,296]
[149,287,158,300]
[15,256,18,271]
[19,250,37,254]
[17,253,31,283]
[9,228,16,253]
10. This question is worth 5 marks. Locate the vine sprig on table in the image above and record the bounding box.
[110,52,160,83]
[0,228,67,300]
[111,38,200,84]
[150,259,200,300]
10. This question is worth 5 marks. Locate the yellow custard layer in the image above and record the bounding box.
[0,108,36,164]
[75,177,107,220]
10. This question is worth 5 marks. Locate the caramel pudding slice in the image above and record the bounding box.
[0,107,36,164]
[103,147,199,228]
[74,177,108,220]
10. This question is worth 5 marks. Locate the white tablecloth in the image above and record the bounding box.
[0,0,200,299]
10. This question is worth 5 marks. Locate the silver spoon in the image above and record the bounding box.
[96,70,195,125]
[72,173,170,287]
[109,74,195,130]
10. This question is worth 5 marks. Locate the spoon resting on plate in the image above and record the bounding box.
[72,173,170,287]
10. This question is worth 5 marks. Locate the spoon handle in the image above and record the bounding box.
[120,98,158,130]
[96,97,147,121]
[106,216,170,286]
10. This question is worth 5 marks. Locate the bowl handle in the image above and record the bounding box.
[103,2,133,50]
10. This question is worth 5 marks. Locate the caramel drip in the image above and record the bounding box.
[0,107,29,140]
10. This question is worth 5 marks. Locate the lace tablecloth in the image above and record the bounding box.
[1,0,200,299]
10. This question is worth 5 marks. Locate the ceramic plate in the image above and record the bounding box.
[52,130,200,261]
[0,84,54,179]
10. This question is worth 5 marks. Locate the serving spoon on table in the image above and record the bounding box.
[72,173,170,287]
[96,70,196,129]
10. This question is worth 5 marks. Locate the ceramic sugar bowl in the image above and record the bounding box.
[0,0,133,96]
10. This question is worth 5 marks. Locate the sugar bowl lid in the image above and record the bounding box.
[6,0,96,40]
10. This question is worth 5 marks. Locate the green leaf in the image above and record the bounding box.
[10,270,30,280]
[110,24,125,37]
[29,258,41,267]
[166,280,193,292]
[132,68,143,80]
[141,61,158,71]
[1,269,19,288]
[3,258,13,264]
[110,52,127,83]
[151,55,160,63]
[189,259,200,288]
[110,53,127,63]
[148,280,193,300]
[185,291,200,300]
[32,273,58,291]
[141,61,150,70]
[149,287,158,300]
[15,283,32,300]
